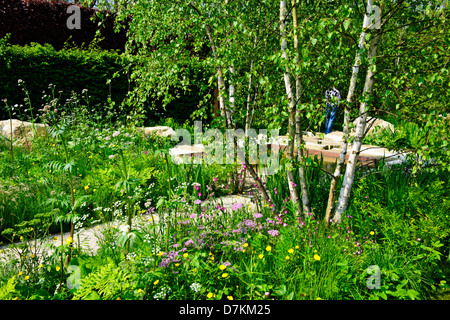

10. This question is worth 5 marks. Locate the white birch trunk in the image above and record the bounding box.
[228,64,236,129]
[245,60,255,133]
[292,0,310,215]
[205,24,229,128]
[324,13,369,225]
[280,0,301,214]
[333,14,382,223]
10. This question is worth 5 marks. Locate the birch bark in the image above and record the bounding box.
[292,0,310,215]
[280,0,301,215]
[333,3,383,223]
[324,12,369,225]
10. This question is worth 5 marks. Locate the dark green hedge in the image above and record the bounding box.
[0,41,209,124]
[0,42,129,119]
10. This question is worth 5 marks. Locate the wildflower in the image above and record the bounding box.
[112,130,120,137]
[194,199,202,205]
[18,271,23,276]
[231,202,244,211]
[370,231,375,236]
[56,266,60,271]
[183,253,188,258]
[222,273,228,278]
[243,243,248,248]
[285,255,290,260]
[288,248,294,254]
[313,254,321,261]
[253,213,263,219]
[39,264,43,268]
[153,280,159,285]
[53,236,58,241]
[84,185,89,191]
[227,296,233,300]
[268,229,279,237]
[295,245,299,249]
[266,246,271,252]
[25,275,30,280]
[207,292,213,299]
[65,237,73,244]
[219,265,226,271]
[175,263,180,267]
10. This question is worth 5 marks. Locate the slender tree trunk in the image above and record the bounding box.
[292,0,310,216]
[280,0,301,215]
[333,7,382,223]
[324,12,369,225]
[245,59,255,133]
[205,24,229,128]
[228,64,236,129]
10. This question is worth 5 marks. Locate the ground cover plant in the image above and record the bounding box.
[0,0,449,301]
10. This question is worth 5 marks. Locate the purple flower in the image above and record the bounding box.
[243,219,256,228]
[112,130,120,137]
[189,213,197,219]
[268,229,279,237]
[231,203,244,211]
[253,213,263,219]
[194,199,202,205]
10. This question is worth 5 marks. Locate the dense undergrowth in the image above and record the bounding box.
[0,88,449,301]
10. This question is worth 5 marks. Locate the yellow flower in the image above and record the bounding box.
[316,297,322,300]
[158,252,164,256]
[65,237,73,244]
[153,280,159,285]
[24,275,30,280]
[93,189,97,192]
[370,231,375,235]
[39,264,43,268]
[243,243,248,248]
[314,249,317,253]
[285,255,290,260]
[288,248,294,254]
[183,253,188,258]
[54,236,58,241]
[258,254,264,259]
[266,245,271,252]
[219,264,226,271]
[18,271,23,276]
[222,273,229,278]
[207,292,213,299]
[19,236,23,240]
[227,296,233,300]
[56,266,60,271]
[137,289,142,293]
[313,254,321,261]
[175,263,180,267]
[210,256,214,261]
[295,245,299,249]
[84,185,89,191]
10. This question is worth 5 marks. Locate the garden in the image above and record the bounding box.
[0,0,449,302]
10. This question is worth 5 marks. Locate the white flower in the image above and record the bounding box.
[190,283,202,292]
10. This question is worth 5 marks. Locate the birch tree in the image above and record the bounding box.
[333,0,383,223]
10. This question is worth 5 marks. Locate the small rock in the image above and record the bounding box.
[142,126,177,138]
